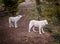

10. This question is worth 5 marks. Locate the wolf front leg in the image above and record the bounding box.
[41,27,45,33]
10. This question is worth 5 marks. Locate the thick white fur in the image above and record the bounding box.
[29,20,48,34]
[9,15,23,28]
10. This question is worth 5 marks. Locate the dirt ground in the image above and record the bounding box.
[0,16,54,44]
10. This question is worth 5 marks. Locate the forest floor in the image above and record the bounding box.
[0,16,54,44]
[0,2,54,44]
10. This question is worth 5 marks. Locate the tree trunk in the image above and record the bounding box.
[35,0,41,20]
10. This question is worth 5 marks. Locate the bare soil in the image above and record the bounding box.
[0,16,54,44]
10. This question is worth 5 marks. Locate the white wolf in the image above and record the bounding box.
[9,15,23,28]
[29,20,48,34]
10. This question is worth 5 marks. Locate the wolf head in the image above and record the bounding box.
[44,20,48,25]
